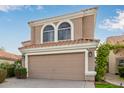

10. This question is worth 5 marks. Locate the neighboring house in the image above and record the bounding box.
[107,35,124,74]
[0,50,21,64]
[19,7,99,81]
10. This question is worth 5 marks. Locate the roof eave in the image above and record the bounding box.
[28,7,98,27]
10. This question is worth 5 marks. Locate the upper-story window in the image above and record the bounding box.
[43,25,54,42]
[58,22,71,40]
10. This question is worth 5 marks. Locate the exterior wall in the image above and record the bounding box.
[31,26,42,44]
[21,57,25,67]
[88,48,96,71]
[28,53,85,80]
[109,50,124,74]
[0,59,15,64]
[82,15,95,39]
[109,51,116,74]
[31,26,35,44]
[71,17,83,39]
[30,15,95,44]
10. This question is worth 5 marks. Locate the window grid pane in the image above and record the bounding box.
[58,28,71,40]
[43,31,54,42]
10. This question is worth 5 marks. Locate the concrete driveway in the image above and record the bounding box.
[0,78,95,88]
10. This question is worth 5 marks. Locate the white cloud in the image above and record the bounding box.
[0,5,44,12]
[0,5,24,12]
[36,5,44,10]
[99,9,124,31]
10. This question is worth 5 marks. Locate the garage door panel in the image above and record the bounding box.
[29,53,85,80]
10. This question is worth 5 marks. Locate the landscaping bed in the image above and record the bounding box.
[0,61,27,84]
[95,81,124,88]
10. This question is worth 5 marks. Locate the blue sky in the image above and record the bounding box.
[0,5,124,54]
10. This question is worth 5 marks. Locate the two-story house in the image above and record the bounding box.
[19,7,99,81]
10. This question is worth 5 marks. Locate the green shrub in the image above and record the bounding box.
[0,68,7,83]
[118,66,124,77]
[95,44,111,81]
[0,63,15,77]
[6,64,15,77]
[95,43,124,81]
[0,63,9,69]
[14,61,21,69]
[15,66,27,79]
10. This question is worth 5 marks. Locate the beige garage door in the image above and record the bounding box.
[28,53,85,80]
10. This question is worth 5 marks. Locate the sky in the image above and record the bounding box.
[0,5,124,54]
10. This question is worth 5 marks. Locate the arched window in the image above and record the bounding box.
[58,22,71,40]
[43,25,54,42]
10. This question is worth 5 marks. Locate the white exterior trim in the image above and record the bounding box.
[41,20,74,43]
[41,23,56,44]
[56,20,74,41]
[23,42,98,78]
[25,54,29,77]
[21,42,98,53]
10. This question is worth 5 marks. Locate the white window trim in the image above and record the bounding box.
[41,20,74,43]
[56,20,74,41]
[41,23,56,43]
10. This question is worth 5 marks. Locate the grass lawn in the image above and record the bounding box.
[95,82,124,88]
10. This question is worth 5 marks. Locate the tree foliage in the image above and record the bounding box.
[96,43,124,81]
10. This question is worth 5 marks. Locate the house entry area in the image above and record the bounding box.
[28,53,85,80]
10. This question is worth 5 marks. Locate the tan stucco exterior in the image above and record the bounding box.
[29,15,95,45]
[109,50,124,74]
[82,15,95,39]
[109,51,117,74]
[88,48,96,71]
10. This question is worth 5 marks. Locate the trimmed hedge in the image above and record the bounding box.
[15,66,27,79]
[118,66,124,77]
[0,68,7,83]
[6,64,15,77]
[0,63,15,77]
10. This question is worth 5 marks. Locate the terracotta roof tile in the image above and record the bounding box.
[19,38,99,50]
[107,35,124,45]
[0,50,21,61]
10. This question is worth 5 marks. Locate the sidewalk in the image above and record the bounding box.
[105,73,124,87]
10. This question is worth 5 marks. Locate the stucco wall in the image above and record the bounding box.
[71,17,83,39]
[88,48,96,71]
[109,51,116,74]
[109,50,124,74]
[82,15,95,39]
[30,15,95,44]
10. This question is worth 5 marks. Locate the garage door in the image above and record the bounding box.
[28,53,85,80]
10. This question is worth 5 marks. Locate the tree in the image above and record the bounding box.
[95,43,124,81]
